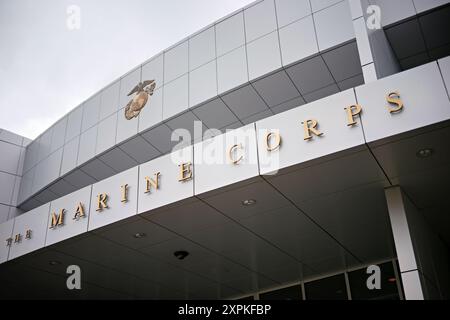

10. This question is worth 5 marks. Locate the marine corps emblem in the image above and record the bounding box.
[124,80,156,120]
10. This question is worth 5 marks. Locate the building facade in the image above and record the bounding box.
[0,0,450,300]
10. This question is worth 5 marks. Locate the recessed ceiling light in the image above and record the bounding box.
[133,232,146,239]
[241,199,256,206]
[49,260,61,266]
[416,148,433,158]
[174,250,189,260]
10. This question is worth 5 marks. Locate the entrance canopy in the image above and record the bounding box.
[1,60,449,299]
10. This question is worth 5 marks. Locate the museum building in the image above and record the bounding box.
[0,0,450,300]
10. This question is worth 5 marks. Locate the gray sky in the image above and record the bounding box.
[0,0,253,139]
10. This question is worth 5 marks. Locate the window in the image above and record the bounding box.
[304,274,348,300]
[259,285,302,300]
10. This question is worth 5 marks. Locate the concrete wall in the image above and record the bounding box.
[18,0,360,208]
[351,0,449,81]
[0,129,29,223]
[10,0,450,214]
[2,59,450,263]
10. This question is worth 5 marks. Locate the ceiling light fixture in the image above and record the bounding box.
[133,232,147,239]
[241,199,257,206]
[416,148,434,158]
[174,250,189,260]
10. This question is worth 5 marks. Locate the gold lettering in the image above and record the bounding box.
[178,162,193,182]
[264,131,281,151]
[50,209,65,229]
[302,119,323,140]
[121,184,129,203]
[73,202,85,220]
[144,173,160,193]
[387,91,403,113]
[228,144,244,164]
[14,234,22,243]
[96,193,109,211]
[344,104,362,126]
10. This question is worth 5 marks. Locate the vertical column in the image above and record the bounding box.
[349,0,377,82]
[349,0,400,83]
[385,186,449,300]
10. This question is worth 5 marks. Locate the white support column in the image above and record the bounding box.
[385,186,449,300]
[349,0,401,83]
[349,0,377,83]
[385,186,424,300]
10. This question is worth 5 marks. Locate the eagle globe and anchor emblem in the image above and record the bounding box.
[124,80,156,120]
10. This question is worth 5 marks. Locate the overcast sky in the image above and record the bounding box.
[0,0,254,139]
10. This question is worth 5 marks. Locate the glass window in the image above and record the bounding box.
[259,285,302,300]
[348,262,400,300]
[304,274,348,300]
